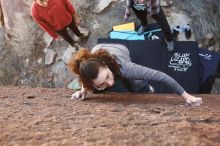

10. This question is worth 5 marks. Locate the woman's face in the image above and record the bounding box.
[92,66,115,90]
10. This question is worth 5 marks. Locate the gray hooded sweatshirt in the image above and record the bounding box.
[91,43,184,95]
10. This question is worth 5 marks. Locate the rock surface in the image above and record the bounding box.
[44,48,57,65]
[62,45,77,64]
[0,86,220,146]
[94,0,115,13]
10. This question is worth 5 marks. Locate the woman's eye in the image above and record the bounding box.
[106,74,109,79]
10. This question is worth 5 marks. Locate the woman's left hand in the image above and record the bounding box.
[185,96,202,106]
[182,91,202,106]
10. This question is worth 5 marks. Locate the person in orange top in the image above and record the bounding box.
[31,0,83,46]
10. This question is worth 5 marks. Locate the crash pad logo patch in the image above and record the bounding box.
[198,53,212,60]
[168,53,192,72]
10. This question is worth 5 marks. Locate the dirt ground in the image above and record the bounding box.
[0,86,220,146]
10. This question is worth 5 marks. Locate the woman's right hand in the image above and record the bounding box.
[71,85,87,100]
[71,90,87,100]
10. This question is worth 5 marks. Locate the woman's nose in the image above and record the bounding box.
[107,79,114,87]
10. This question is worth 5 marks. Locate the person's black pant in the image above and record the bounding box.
[57,19,81,46]
[132,7,173,42]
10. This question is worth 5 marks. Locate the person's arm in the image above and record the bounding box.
[124,0,132,21]
[63,0,76,14]
[122,61,184,95]
[63,0,80,25]
[72,11,80,26]
[31,13,58,39]
[121,62,202,106]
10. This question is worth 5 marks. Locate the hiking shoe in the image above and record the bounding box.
[172,28,179,40]
[137,25,147,35]
[185,28,192,40]
[166,40,174,52]
[80,33,89,39]
[71,41,77,47]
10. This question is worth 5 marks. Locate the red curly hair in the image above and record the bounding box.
[68,48,121,90]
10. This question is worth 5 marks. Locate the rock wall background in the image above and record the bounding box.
[0,0,219,92]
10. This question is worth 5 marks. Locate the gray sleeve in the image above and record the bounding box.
[121,61,185,95]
